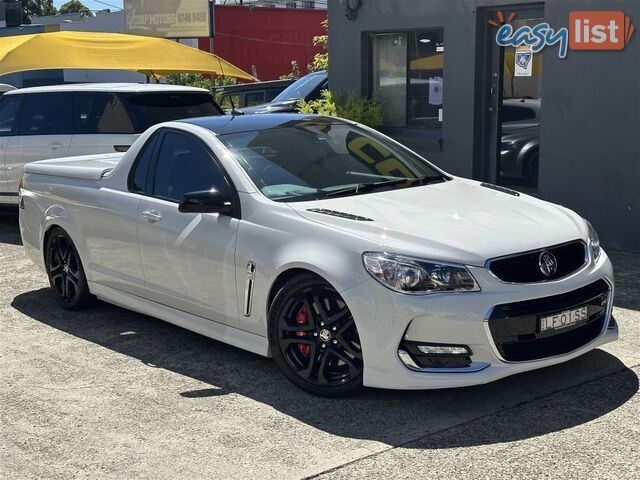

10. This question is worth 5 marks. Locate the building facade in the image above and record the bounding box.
[328,0,640,252]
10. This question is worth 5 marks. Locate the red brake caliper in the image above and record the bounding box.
[295,304,311,358]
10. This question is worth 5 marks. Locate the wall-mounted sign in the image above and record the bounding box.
[124,0,212,39]
[489,10,635,58]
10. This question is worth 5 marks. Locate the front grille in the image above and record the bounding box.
[487,279,610,362]
[488,240,587,283]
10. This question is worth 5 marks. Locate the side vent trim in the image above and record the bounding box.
[307,208,373,221]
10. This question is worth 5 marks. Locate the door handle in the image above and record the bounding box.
[49,143,64,150]
[141,209,162,223]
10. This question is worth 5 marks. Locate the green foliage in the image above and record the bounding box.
[297,90,383,129]
[307,19,328,72]
[59,0,91,15]
[279,60,300,80]
[8,0,57,23]
[165,73,237,103]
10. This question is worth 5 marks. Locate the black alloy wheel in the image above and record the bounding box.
[268,273,364,396]
[45,227,94,310]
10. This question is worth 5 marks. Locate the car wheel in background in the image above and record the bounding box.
[45,227,94,310]
[268,273,364,396]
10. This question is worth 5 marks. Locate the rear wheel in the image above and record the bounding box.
[45,227,94,310]
[268,273,364,396]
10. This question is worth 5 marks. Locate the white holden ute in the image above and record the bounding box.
[19,114,617,396]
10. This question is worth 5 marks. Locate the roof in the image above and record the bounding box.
[5,83,210,95]
[180,113,345,136]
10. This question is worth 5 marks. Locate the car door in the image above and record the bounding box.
[5,93,73,194]
[0,94,23,197]
[69,92,139,156]
[137,129,240,326]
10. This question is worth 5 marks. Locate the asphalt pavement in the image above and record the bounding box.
[0,206,638,479]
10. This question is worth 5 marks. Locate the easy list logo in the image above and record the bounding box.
[490,10,635,58]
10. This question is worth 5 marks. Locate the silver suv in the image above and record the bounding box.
[0,83,223,204]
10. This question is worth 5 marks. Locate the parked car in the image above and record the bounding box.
[500,98,541,186]
[238,71,327,114]
[0,83,223,204]
[214,79,294,112]
[19,114,615,396]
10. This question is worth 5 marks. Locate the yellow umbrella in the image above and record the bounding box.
[0,31,257,81]
[409,54,444,71]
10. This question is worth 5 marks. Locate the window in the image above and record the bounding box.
[219,119,442,202]
[220,94,240,111]
[122,93,221,133]
[74,93,135,134]
[0,96,23,136]
[273,72,327,102]
[370,29,444,129]
[502,105,537,123]
[18,93,73,135]
[244,91,266,107]
[152,131,227,202]
[129,133,158,194]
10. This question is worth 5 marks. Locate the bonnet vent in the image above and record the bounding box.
[307,208,373,221]
[480,183,520,197]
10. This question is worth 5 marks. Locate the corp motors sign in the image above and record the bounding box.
[491,10,635,58]
[124,0,212,39]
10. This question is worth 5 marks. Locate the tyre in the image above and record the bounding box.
[45,227,94,310]
[268,273,364,396]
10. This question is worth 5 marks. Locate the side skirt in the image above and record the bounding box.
[89,282,270,357]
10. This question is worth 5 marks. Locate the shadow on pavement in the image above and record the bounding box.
[608,250,640,311]
[11,287,638,449]
[0,206,21,246]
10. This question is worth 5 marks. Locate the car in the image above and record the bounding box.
[214,79,294,112]
[0,84,16,95]
[238,71,327,114]
[500,99,541,186]
[19,113,616,396]
[0,83,224,205]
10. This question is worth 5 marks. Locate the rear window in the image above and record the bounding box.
[502,105,536,123]
[122,92,222,133]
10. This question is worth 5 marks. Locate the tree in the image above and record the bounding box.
[307,19,328,72]
[6,0,57,23]
[59,0,92,15]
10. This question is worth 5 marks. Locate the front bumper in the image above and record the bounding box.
[342,251,616,390]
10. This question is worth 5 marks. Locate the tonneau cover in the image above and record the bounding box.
[24,153,124,180]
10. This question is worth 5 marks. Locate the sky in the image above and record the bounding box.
[53,0,124,12]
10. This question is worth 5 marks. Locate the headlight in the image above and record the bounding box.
[362,252,480,295]
[585,220,601,262]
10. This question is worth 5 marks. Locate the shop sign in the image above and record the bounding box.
[490,11,635,58]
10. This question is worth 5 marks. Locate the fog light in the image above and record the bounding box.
[417,345,470,355]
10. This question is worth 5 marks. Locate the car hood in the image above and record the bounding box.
[288,178,586,266]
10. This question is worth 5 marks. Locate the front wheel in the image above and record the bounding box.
[268,273,364,396]
[45,227,94,310]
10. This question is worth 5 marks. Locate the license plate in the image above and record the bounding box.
[539,306,589,333]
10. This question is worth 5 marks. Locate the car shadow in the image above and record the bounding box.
[11,287,638,449]
[0,206,21,246]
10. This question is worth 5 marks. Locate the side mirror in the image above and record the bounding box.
[178,189,233,215]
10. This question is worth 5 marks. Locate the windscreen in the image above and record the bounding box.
[272,73,326,102]
[123,92,222,133]
[219,120,443,202]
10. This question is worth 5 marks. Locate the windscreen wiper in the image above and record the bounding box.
[324,174,449,199]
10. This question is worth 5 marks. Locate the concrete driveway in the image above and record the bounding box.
[0,207,638,479]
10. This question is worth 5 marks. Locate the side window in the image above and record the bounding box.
[129,133,158,194]
[502,105,536,123]
[74,93,135,134]
[245,91,266,107]
[0,96,23,137]
[152,131,227,202]
[220,94,240,111]
[18,93,73,135]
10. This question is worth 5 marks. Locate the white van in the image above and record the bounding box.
[0,83,223,204]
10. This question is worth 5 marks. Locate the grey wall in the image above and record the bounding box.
[328,0,640,252]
